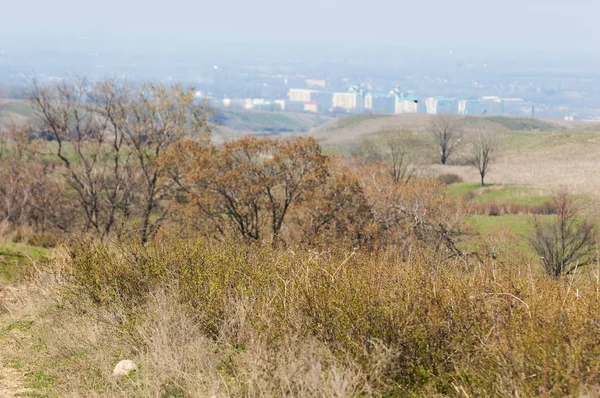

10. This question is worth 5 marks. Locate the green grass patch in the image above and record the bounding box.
[468,214,541,236]
[2,101,35,117]
[222,110,328,132]
[475,186,552,206]
[335,114,392,130]
[447,182,481,198]
[27,370,58,389]
[467,214,551,259]
[447,183,552,208]
[0,243,47,282]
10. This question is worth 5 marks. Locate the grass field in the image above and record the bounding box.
[0,242,46,284]
[310,114,600,199]
[468,214,537,236]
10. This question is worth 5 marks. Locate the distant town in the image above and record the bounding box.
[2,48,600,122]
[199,77,573,120]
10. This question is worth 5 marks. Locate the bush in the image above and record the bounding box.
[530,200,557,215]
[487,202,501,216]
[48,235,600,396]
[437,173,463,185]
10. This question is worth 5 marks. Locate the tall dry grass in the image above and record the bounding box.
[3,235,597,397]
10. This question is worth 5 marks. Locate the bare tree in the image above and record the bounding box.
[29,77,135,237]
[468,130,500,186]
[430,115,463,165]
[122,83,212,242]
[357,127,416,184]
[528,192,597,277]
[30,78,211,242]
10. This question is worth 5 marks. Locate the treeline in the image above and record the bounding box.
[1,79,597,277]
[0,79,462,255]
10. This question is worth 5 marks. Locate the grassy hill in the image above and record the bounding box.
[220,110,335,133]
[0,100,337,139]
[311,113,600,147]
[0,99,35,127]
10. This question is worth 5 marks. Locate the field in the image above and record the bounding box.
[313,114,600,199]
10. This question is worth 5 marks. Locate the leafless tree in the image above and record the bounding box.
[468,130,500,186]
[29,77,135,237]
[430,115,463,165]
[121,83,212,242]
[29,78,212,241]
[357,127,416,184]
[528,192,597,277]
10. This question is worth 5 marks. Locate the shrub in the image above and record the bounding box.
[487,202,501,216]
[530,200,557,215]
[437,173,463,185]
[48,235,600,396]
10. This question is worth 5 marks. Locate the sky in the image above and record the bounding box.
[1,0,599,57]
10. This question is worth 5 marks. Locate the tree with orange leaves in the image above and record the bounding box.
[162,136,328,243]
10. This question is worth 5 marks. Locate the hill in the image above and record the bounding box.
[218,109,335,133]
[311,113,600,147]
[0,100,337,135]
[0,99,34,127]
[310,113,600,200]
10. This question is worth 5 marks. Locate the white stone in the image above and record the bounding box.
[112,359,138,377]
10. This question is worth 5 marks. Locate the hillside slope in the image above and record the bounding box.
[311,113,600,147]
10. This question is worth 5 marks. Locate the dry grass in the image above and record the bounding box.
[312,114,600,147]
[314,114,600,200]
[426,140,600,201]
[3,236,600,396]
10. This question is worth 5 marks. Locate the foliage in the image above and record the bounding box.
[437,173,463,185]
[162,136,328,242]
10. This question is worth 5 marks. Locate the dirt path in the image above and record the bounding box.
[0,291,29,398]
[0,359,28,398]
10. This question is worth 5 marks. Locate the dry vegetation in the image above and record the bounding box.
[2,80,600,397]
[4,235,600,397]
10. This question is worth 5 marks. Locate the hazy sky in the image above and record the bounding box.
[1,0,598,56]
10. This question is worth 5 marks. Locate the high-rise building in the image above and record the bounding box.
[304,101,319,113]
[311,92,333,110]
[425,97,438,114]
[436,98,458,114]
[394,95,419,114]
[332,92,358,111]
[365,92,395,114]
[288,89,314,103]
[274,100,286,111]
